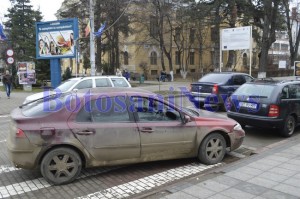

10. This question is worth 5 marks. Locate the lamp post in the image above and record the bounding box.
[89,0,96,76]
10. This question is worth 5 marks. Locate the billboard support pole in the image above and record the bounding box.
[89,0,96,76]
[50,59,61,88]
[249,26,252,76]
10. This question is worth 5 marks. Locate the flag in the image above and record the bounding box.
[85,20,91,37]
[0,23,7,41]
[94,22,106,38]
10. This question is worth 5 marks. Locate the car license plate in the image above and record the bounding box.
[239,102,257,109]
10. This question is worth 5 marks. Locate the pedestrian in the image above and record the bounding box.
[123,69,130,81]
[2,70,12,99]
[116,68,122,76]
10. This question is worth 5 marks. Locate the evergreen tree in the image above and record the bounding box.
[4,0,50,85]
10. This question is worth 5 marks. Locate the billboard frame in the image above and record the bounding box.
[36,18,79,60]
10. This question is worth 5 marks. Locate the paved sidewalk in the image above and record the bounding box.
[0,90,33,115]
[161,136,300,199]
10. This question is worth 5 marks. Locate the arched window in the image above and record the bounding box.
[124,51,129,65]
[150,51,157,65]
[243,53,247,67]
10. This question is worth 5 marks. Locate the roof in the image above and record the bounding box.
[76,87,155,96]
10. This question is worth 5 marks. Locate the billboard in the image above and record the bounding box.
[221,26,251,51]
[36,18,79,59]
[17,62,36,84]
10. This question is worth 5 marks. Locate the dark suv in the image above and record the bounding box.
[227,79,300,137]
[189,72,253,111]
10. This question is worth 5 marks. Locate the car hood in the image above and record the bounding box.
[23,90,56,104]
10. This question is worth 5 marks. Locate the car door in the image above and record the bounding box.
[129,95,197,159]
[68,95,140,162]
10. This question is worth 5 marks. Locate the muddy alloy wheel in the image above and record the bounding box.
[41,147,82,185]
[198,133,226,165]
[280,115,295,137]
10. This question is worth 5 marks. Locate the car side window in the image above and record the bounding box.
[76,96,130,122]
[232,75,246,85]
[130,96,181,122]
[288,84,298,99]
[244,75,253,82]
[281,86,289,99]
[295,84,300,99]
[74,79,93,89]
[95,78,112,87]
[111,78,129,87]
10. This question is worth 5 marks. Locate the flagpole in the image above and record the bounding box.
[89,0,96,76]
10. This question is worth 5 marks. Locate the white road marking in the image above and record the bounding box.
[0,165,20,174]
[75,162,222,199]
[0,140,6,143]
[0,166,122,198]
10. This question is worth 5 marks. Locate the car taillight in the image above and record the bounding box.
[16,128,26,138]
[268,105,279,117]
[212,84,218,94]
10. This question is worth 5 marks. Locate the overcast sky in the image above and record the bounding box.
[0,0,64,24]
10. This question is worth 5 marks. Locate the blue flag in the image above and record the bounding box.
[94,22,106,38]
[0,23,7,41]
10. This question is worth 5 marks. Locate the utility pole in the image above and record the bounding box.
[90,0,96,76]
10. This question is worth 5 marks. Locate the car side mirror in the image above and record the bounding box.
[73,88,78,93]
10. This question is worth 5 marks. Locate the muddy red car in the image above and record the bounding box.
[7,88,245,185]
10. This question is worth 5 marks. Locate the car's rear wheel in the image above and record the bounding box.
[198,133,226,165]
[41,147,82,185]
[280,115,295,137]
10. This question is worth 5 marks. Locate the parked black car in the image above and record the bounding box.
[227,79,300,137]
[189,72,253,111]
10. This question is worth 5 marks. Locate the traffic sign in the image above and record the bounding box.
[7,57,14,64]
[6,49,14,57]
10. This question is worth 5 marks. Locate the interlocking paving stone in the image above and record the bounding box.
[182,185,216,198]
[164,191,197,199]
[211,175,243,187]
[273,183,300,197]
[268,167,297,177]
[247,177,279,189]
[258,171,290,183]
[224,170,255,181]
[207,194,234,199]
[197,179,230,193]
[221,188,256,199]
[234,181,269,196]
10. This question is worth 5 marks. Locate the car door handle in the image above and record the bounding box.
[140,128,154,133]
[75,130,95,135]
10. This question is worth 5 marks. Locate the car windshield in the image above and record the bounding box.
[57,79,78,92]
[233,84,275,98]
[199,73,231,84]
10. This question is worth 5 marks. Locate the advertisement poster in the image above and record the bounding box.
[36,18,79,59]
[295,61,300,76]
[17,62,36,84]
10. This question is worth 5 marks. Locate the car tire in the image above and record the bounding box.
[280,115,295,137]
[41,147,82,185]
[198,133,226,165]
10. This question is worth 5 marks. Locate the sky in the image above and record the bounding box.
[0,0,64,24]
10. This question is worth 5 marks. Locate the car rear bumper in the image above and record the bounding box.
[7,138,42,170]
[227,111,284,129]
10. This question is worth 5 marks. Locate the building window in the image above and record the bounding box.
[150,51,157,65]
[151,70,158,75]
[124,51,129,65]
[243,53,247,67]
[190,69,195,73]
[189,52,195,65]
[175,27,181,41]
[175,51,181,65]
[252,52,257,66]
[150,16,158,37]
[190,28,195,43]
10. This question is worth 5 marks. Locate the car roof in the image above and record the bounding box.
[69,76,125,81]
[249,78,300,86]
[76,87,155,96]
[206,72,251,75]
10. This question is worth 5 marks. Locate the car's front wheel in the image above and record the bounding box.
[280,115,296,137]
[41,147,82,185]
[198,133,226,165]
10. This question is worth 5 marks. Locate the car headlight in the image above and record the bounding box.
[233,123,243,131]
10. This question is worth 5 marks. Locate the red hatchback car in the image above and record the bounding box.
[7,88,245,184]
